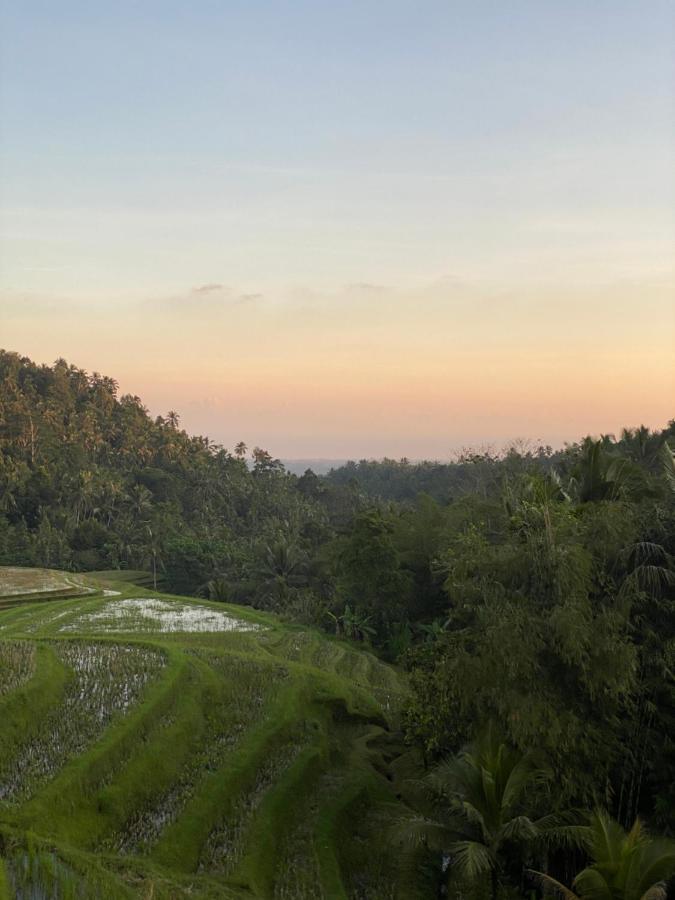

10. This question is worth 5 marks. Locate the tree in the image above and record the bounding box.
[126,484,153,520]
[328,603,376,642]
[404,490,638,804]
[395,725,558,899]
[203,575,231,602]
[532,811,675,900]
[253,539,308,610]
[251,446,283,474]
[338,509,412,641]
[568,439,647,504]
[615,535,675,831]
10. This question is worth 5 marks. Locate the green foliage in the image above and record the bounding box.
[405,500,639,804]
[532,811,675,900]
[336,508,413,641]
[404,434,675,830]
[393,725,563,899]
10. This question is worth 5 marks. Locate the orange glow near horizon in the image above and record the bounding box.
[3,277,673,458]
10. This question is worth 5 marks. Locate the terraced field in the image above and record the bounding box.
[0,568,417,899]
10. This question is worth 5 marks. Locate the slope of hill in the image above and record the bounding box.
[0,568,414,899]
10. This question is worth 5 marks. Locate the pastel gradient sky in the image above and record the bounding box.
[1,1,673,458]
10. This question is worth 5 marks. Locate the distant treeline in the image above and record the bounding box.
[324,430,675,503]
[325,446,563,502]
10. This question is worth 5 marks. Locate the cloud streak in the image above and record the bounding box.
[192,283,224,294]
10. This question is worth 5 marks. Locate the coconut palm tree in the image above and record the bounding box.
[253,539,308,609]
[620,427,664,471]
[531,810,675,900]
[126,483,153,520]
[394,725,557,899]
[568,439,646,504]
[142,522,164,591]
[203,575,231,602]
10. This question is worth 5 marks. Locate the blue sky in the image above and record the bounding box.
[1,1,673,456]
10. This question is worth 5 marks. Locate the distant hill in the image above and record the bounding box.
[281,458,350,475]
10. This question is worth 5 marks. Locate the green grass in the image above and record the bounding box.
[0,566,419,898]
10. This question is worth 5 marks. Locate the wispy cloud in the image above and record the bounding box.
[192,283,224,294]
[141,284,265,315]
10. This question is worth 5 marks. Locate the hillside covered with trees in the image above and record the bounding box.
[1,349,674,898]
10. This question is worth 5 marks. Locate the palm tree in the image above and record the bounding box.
[254,539,308,609]
[203,576,231,602]
[660,440,675,493]
[394,725,557,899]
[142,523,163,590]
[126,483,153,520]
[568,439,646,503]
[531,810,675,900]
[73,469,97,524]
[620,427,664,471]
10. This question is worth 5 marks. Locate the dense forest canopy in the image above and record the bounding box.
[1,348,674,896]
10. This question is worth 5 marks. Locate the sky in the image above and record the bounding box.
[1,1,673,459]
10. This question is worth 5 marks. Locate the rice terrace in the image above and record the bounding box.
[0,567,411,899]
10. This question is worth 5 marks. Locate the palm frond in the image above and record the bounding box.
[630,839,675,900]
[428,755,469,795]
[386,810,452,852]
[455,799,489,840]
[448,840,494,879]
[501,752,551,813]
[536,822,591,852]
[573,867,613,900]
[588,809,625,867]
[639,885,668,900]
[659,441,675,493]
[527,869,580,900]
[500,814,539,843]
[633,565,675,593]
[623,541,670,567]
